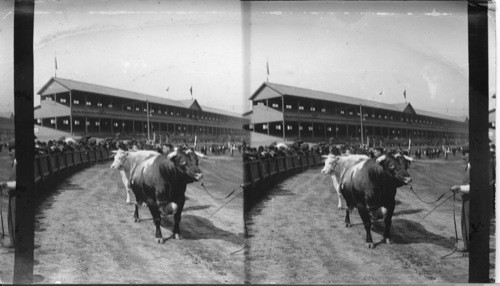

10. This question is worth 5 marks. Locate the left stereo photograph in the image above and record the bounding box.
[0,0,249,284]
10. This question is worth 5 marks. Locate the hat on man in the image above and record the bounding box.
[374,146,384,152]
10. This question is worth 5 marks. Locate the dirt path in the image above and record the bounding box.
[245,157,495,283]
[0,155,244,284]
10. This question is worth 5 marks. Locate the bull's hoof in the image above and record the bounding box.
[154,237,167,244]
[366,242,375,248]
[174,233,181,240]
[134,218,140,223]
[384,238,393,244]
[337,205,342,210]
[126,201,133,205]
[141,202,147,208]
[345,223,351,228]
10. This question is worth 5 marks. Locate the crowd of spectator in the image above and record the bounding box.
[242,140,469,163]
[31,136,246,158]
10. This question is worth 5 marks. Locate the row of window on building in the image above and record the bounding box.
[259,101,463,128]
[46,96,243,125]
[255,124,461,136]
[40,118,227,132]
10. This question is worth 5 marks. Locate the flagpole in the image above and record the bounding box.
[266,58,269,83]
[54,53,58,78]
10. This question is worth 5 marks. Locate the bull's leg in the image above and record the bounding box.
[345,207,353,227]
[147,199,166,244]
[172,197,185,240]
[331,176,342,209]
[119,170,133,205]
[134,203,140,222]
[383,201,396,244]
[358,207,374,248]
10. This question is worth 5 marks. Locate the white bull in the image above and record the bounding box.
[320,154,370,209]
[111,149,160,204]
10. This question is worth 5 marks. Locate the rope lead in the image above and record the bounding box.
[201,182,239,201]
[441,192,459,259]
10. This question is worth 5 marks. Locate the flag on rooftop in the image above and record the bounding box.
[403,88,407,100]
[266,59,270,83]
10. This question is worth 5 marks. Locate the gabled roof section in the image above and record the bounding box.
[249,82,284,101]
[38,78,72,95]
[393,102,416,115]
[178,99,203,111]
[38,77,186,108]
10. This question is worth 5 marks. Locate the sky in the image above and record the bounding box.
[0,0,496,117]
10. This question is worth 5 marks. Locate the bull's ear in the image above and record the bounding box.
[376,155,386,164]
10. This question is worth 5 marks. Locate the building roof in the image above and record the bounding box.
[38,77,242,118]
[0,112,13,119]
[250,82,467,122]
[199,105,243,118]
[39,77,188,109]
[413,108,468,122]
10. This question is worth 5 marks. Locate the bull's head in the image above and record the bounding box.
[376,154,412,185]
[320,154,337,175]
[168,148,203,182]
[110,149,128,170]
[391,152,414,171]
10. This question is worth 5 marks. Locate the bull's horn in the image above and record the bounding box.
[167,150,177,159]
[195,151,207,158]
[403,155,414,161]
[376,155,386,164]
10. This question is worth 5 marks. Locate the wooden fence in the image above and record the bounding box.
[243,153,323,189]
[34,149,115,184]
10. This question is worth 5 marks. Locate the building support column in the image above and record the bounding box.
[282,95,286,141]
[69,91,73,135]
[324,123,327,141]
[346,124,349,142]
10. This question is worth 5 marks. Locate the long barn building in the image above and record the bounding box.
[34,77,247,141]
[246,82,468,146]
